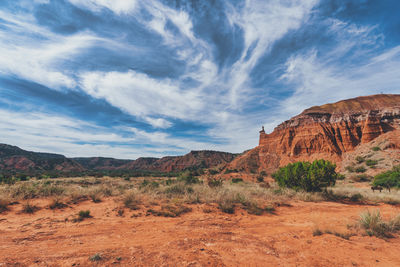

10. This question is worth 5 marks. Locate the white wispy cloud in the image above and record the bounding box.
[0,10,100,90]
[68,0,138,15]
[79,70,203,124]
[223,0,319,108]
[277,19,400,119]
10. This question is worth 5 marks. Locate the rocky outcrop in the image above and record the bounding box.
[229,94,400,174]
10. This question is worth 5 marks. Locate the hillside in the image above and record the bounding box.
[227,94,400,176]
[0,144,84,173]
[121,150,238,172]
[0,145,237,174]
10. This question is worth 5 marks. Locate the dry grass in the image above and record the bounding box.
[21,202,39,214]
[0,176,399,218]
[358,209,400,238]
[0,197,9,213]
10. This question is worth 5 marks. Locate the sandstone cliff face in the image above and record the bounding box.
[229,94,400,174]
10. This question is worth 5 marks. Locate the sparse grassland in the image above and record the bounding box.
[0,172,399,219]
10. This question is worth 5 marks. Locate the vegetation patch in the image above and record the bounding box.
[366,159,378,167]
[371,146,381,152]
[373,165,400,190]
[73,210,92,222]
[355,156,365,164]
[89,253,102,262]
[355,166,367,173]
[207,178,223,188]
[351,174,372,182]
[49,197,68,209]
[22,202,40,214]
[0,198,10,213]
[358,210,400,238]
[231,178,243,183]
[123,191,140,210]
[147,204,191,217]
[272,159,338,192]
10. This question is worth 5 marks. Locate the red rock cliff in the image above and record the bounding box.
[229,94,400,174]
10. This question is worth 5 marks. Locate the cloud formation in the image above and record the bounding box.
[0,0,399,158]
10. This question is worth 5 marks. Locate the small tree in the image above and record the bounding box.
[272,159,338,192]
[373,166,400,189]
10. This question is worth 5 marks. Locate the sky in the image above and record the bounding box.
[0,0,400,159]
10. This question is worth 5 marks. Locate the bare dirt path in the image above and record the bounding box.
[0,199,399,266]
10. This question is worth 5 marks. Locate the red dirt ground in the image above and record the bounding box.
[0,198,399,266]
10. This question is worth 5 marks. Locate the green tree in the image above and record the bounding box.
[272,159,337,192]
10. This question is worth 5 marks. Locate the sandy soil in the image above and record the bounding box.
[0,198,399,266]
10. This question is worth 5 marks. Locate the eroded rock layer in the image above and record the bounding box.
[229,94,400,174]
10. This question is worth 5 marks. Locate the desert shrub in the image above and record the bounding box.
[0,198,10,213]
[355,166,367,173]
[366,159,378,167]
[49,197,67,209]
[164,183,193,195]
[345,166,355,173]
[68,191,88,204]
[123,191,140,210]
[224,169,238,174]
[231,178,243,183]
[22,202,39,214]
[373,166,400,189]
[177,171,199,184]
[243,201,275,215]
[165,178,175,185]
[74,210,91,222]
[351,174,372,182]
[89,253,102,262]
[272,159,338,192]
[207,178,223,188]
[208,169,219,175]
[337,174,346,180]
[140,180,159,190]
[256,176,264,183]
[355,156,365,164]
[349,193,364,202]
[218,199,235,214]
[89,191,102,203]
[372,146,381,152]
[359,210,400,238]
[313,228,323,236]
[147,204,191,217]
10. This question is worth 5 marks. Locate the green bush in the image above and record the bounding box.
[207,178,223,187]
[373,166,400,189]
[355,156,365,164]
[351,174,372,182]
[345,166,355,173]
[371,146,381,152]
[231,178,243,183]
[366,159,378,167]
[355,166,366,173]
[256,176,264,183]
[177,171,199,184]
[272,159,338,192]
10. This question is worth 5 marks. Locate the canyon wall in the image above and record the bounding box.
[229,94,400,174]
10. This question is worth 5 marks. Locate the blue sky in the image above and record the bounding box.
[0,0,400,159]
